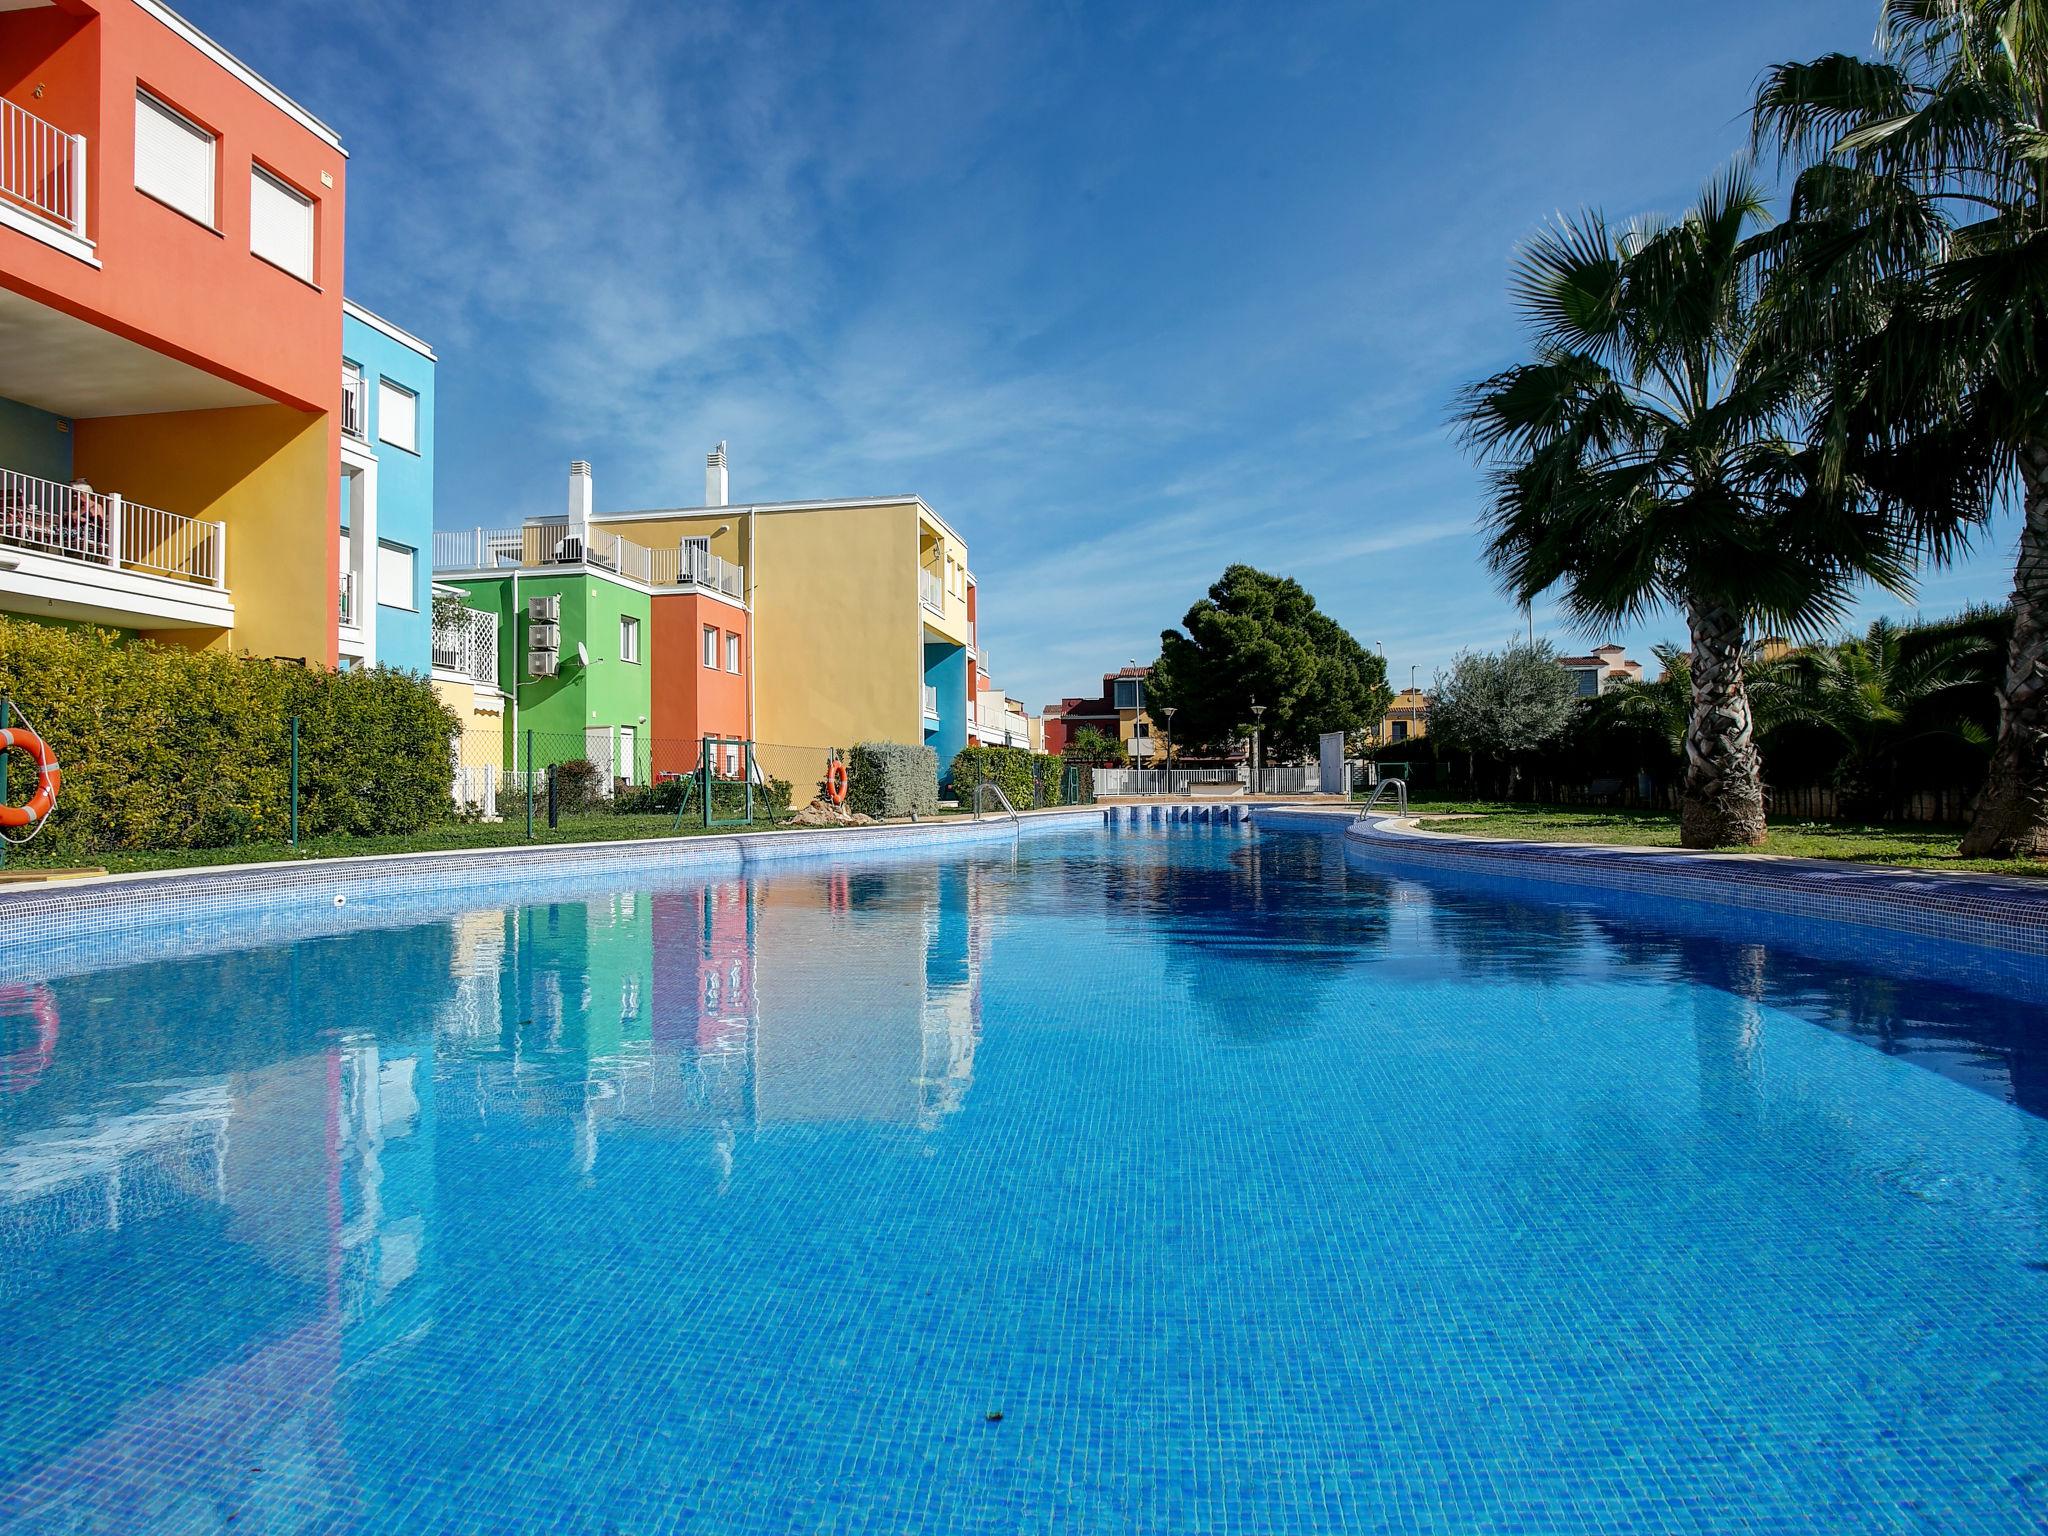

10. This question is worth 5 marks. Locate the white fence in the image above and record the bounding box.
[923,684,941,718]
[919,568,945,614]
[432,605,499,686]
[432,523,744,595]
[0,467,225,587]
[1,97,86,238]
[1092,767,1243,797]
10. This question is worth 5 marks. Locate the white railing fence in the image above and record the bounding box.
[1,98,86,239]
[0,467,224,587]
[339,568,356,624]
[433,527,526,570]
[341,368,365,439]
[919,568,945,614]
[1093,767,1244,797]
[432,605,500,686]
[922,684,941,718]
[650,542,745,597]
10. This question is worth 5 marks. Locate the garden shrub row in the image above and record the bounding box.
[0,618,456,854]
[948,745,1088,809]
[845,741,938,819]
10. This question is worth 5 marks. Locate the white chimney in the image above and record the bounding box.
[567,460,593,543]
[705,441,728,508]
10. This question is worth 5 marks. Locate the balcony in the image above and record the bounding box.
[338,568,356,625]
[919,568,945,616]
[0,466,232,630]
[0,97,88,244]
[922,684,941,720]
[341,367,366,440]
[432,605,500,689]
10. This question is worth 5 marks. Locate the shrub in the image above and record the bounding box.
[949,745,1082,809]
[553,758,604,814]
[0,616,455,854]
[844,741,938,819]
[614,774,792,820]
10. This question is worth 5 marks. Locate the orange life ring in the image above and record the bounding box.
[826,759,848,806]
[0,727,59,829]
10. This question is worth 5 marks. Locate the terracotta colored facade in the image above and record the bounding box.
[650,590,750,774]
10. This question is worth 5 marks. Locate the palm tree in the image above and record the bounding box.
[1774,616,1997,817]
[1458,166,1915,848]
[1754,0,2048,855]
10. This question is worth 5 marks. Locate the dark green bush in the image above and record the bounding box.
[0,617,455,853]
[845,741,938,818]
[553,758,604,814]
[614,774,792,819]
[949,745,1083,808]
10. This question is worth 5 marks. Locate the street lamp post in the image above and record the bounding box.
[1250,701,1266,794]
[1161,705,1177,792]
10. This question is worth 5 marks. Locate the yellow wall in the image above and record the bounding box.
[916,508,972,646]
[431,675,504,763]
[73,404,335,663]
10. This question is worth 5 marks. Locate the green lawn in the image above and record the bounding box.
[1381,799,2047,880]
[0,805,980,877]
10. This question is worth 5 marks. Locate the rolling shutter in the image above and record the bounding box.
[378,380,418,452]
[135,91,215,226]
[251,166,315,280]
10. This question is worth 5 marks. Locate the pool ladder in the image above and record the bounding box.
[972,782,1020,826]
[1354,777,1408,821]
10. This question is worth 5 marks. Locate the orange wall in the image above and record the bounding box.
[0,0,346,414]
[651,593,749,759]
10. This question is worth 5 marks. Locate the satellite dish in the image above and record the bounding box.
[576,641,591,666]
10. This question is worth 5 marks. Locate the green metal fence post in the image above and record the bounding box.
[525,730,535,840]
[289,715,300,848]
[701,736,713,830]
[744,742,755,825]
[0,698,10,871]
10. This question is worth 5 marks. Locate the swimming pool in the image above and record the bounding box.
[3,819,2046,1533]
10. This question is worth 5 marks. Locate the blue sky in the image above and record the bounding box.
[189,0,2022,708]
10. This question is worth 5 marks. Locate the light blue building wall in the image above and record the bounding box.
[923,640,968,787]
[341,301,436,673]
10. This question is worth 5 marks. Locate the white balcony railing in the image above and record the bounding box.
[432,605,499,687]
[432,523,744,596]
[922,684,941,719]
[0,468,225,588]
[341,368,366,440]
[919,568,945,616]
[1,98,87,239]
[339,568,356,624]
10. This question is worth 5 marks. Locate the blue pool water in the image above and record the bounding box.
[3,821,2048,1533]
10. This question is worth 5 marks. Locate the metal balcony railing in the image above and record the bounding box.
[341,368,366,440]
[432,523,744,596]
[919,568,945,615]
[1,98,87,239]
[0,467,225,588]
[339,568,356,624]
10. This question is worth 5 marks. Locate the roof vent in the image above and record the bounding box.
[705,441,728,508]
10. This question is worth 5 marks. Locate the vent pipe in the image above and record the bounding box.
[705,441,728,508]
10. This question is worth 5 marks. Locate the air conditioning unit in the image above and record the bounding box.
[527,593,560,623]
[551,536,584,564]
[527,650,558,678]
[530,621,560,650]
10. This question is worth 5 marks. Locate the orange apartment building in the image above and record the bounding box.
[1,0,346,662]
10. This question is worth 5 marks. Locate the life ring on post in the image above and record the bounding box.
[825,759,848,806]
[0,727,59,829]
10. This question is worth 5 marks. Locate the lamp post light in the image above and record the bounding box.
[1251,701,1266,793]
[1162,705,1177,790]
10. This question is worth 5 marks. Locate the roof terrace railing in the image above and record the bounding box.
[433,523,744,596]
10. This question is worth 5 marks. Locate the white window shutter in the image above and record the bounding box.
[376,541,416,611]
[135,92,216,226]
[250,166,314,279]
[378,381,417,452]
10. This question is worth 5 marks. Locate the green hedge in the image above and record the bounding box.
[0,618,457,853]
[845,741,938,819]
[948,745,1088,809]
[613,775,793,819]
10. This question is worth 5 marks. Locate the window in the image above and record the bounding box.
[619,615,641,664]
[703,625,718,668]
[250,166,315,280]
[1113,678,1144,711]
[724,744,740,776]
[725,631,741,674]
[378,380,418,453]
[376,541,416,611]
[680,535,709,580]
[135,90,216,226]
[1391,721,1410,743]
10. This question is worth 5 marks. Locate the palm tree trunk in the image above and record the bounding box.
[1681,599,1768,849]
[1960,442,2048,859]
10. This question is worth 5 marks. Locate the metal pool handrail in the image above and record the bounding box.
[1355,777,1408,820]
[973,782,1020,824]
